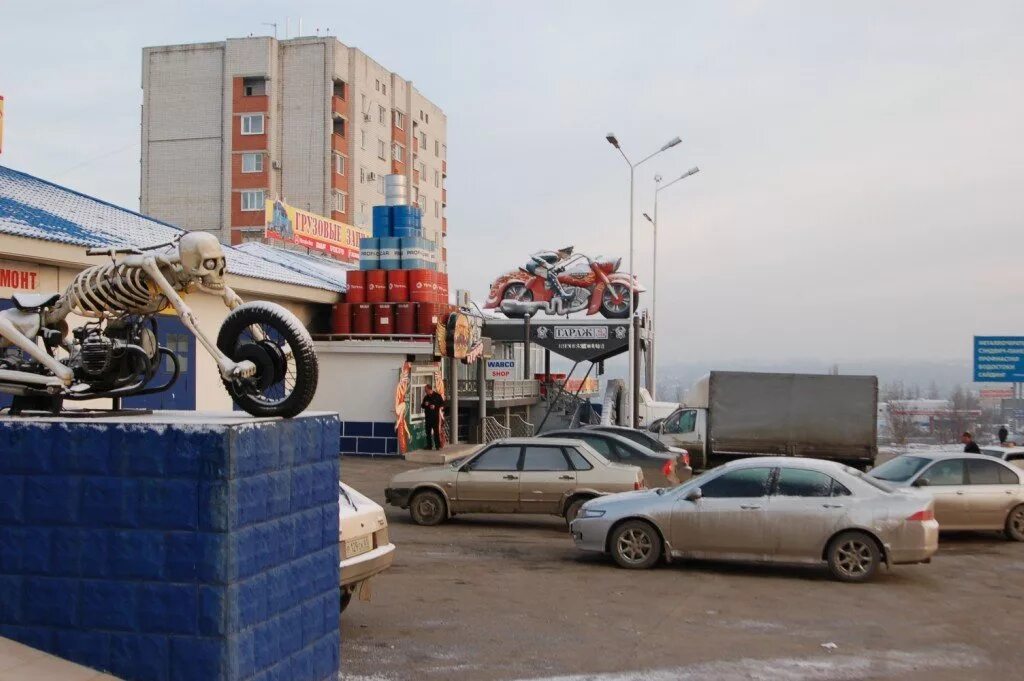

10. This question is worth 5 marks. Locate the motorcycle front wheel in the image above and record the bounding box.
[217,302,319,418]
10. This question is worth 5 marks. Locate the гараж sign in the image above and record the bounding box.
[532,322,629,363]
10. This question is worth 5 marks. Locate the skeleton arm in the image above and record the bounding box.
[139,256,255,379]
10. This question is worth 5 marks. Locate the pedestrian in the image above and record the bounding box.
[421,384,446,450]
[998,425,1009,445]
[961,431,981,454]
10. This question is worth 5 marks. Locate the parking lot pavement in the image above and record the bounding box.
[340,456,1024,681]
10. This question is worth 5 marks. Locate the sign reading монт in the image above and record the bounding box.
[974,336,1024,382]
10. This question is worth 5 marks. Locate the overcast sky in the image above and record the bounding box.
[2,1,1022,366]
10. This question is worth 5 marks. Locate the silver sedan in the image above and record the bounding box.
[570,457,938,582]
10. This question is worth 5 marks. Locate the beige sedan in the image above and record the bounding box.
[384,437,646,526]
[868,452,1024,540]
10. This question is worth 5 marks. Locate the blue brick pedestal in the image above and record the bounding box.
[0,411,340,681]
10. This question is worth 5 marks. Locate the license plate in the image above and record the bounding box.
[345,535,373,558]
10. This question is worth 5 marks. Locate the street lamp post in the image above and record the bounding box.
[643,165,699,399]
[605,133,681,427]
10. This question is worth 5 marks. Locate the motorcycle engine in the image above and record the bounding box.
[79,333,114,377]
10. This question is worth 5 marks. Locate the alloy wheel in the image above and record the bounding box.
[1011,507,1024,537]
[616,527,653,564]
[834,539,874,577]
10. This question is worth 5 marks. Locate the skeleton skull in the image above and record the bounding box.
[178,232,227,290]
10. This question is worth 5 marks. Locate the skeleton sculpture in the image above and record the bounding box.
[0,233,319,417]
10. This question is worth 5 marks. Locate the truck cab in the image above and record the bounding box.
[655,406,709,469]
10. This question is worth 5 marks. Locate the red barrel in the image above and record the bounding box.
[387,270,409,302]
[408,269,432,303]
[415,302,442,335]
[346,270,366,303]
[352,303,372,334]
[394,302,415,335]
[366,270,387,303]
[373,303,393,334]
[331,303,351,334]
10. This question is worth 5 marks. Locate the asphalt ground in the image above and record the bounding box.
[339,455,1024,681]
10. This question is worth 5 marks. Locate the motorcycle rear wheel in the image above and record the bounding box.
[217,302,319,418]
[599,283,637,319]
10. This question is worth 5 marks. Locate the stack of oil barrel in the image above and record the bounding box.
[332,175,449,336]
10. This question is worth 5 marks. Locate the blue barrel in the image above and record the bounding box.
[392,226,422,239]
[378,237,402,270]
[359,237,380,270]
[372,206,391,238]
[400,236,437,270]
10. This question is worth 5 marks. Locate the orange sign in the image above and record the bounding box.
[264,199,368,263]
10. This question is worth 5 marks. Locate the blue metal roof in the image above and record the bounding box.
[235,242,352,292]
[0,165,343,293]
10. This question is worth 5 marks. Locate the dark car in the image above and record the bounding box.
[586,424,690,459]
[540,428,692,486]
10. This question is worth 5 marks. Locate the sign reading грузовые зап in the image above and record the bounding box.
[485,359,517,380]
[973,336,1024,382]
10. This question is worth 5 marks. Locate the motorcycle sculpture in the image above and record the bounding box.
[0,232,318,417]
[484,252,645,319]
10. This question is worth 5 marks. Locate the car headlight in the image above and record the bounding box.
[579,508,606,518]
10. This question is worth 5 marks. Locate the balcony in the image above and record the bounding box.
[442,217,447,235]
[332,134,345,153]
[332,95,346,118]
[442,188,447,206]
[442,160,447,176]
[457,379,541,407]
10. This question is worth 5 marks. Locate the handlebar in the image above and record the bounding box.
[86,238,179,257]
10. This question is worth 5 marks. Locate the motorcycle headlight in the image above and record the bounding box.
[579,508,606,519]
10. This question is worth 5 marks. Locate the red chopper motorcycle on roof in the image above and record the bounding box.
[484,247,645,319]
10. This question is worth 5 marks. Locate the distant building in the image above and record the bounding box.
[140,35,447,261]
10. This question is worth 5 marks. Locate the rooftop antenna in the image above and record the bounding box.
[262,22,278,38]
[285,16,289,39]
[298,17,303,36]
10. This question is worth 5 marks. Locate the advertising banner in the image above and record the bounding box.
[264,199,368,263]
[486,359,517,380]
[974,336,1024,382]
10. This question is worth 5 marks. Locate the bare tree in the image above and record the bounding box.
[882,381,917,445]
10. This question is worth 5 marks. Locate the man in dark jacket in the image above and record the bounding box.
[421,384,446,450]
[998,425,1009,445]
[962,431,981,454]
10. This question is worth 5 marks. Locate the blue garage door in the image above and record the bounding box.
[0,300,196,412]
[123,315,196,410]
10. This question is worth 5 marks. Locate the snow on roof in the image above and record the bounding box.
[235,241,353,292]
[0,165,343,293]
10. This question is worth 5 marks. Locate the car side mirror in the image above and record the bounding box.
[913,478,929,488]
[685,487,702,502]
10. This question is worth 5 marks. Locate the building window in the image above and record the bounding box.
[375,79,380,91]
[434,200,439,218]
[333,191,347,213]
[241,114,264,135]
[442,144,447,160]
[395,111,405,130]
[242,77,266,96]
[334,153,345,175]
[378,105,386,125]
[382,83,387,95]
[360,166,367,183]
[377,176,385,194]
[241,152,263,173]
[434,169,440,188]
[413,187,420,205]
[377,139,386,160]
[240,190,264,211]
[434,140,439,156]
[393,143,405,163]
[332,118,345,137]
[360,130,367,150]
[333,79,346,99]
[419,131,426,149]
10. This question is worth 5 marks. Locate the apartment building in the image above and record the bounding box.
[140,36,448,263]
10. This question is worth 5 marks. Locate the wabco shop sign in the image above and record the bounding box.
[974,336,1024,382]
[485,359,517,380]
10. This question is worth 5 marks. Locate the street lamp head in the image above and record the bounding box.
[605,133,620,149]
[660,136,682,152]
[654,174,663,183]
[642,212,653,224]
[687,166,700,177]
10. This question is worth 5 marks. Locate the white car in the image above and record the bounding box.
[979,445,1024,470]
[340,483,395,613]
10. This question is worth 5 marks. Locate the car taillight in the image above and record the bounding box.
[662,460,673,477]
[634,474,646,490]
[907,509,935,522]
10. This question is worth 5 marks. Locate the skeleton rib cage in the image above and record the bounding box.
[63,262,165,318]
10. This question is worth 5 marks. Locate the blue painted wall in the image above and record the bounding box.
[338,420,398,456]
[0,413,341,681]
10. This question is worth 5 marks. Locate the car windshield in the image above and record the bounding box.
[868,455,931,483]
